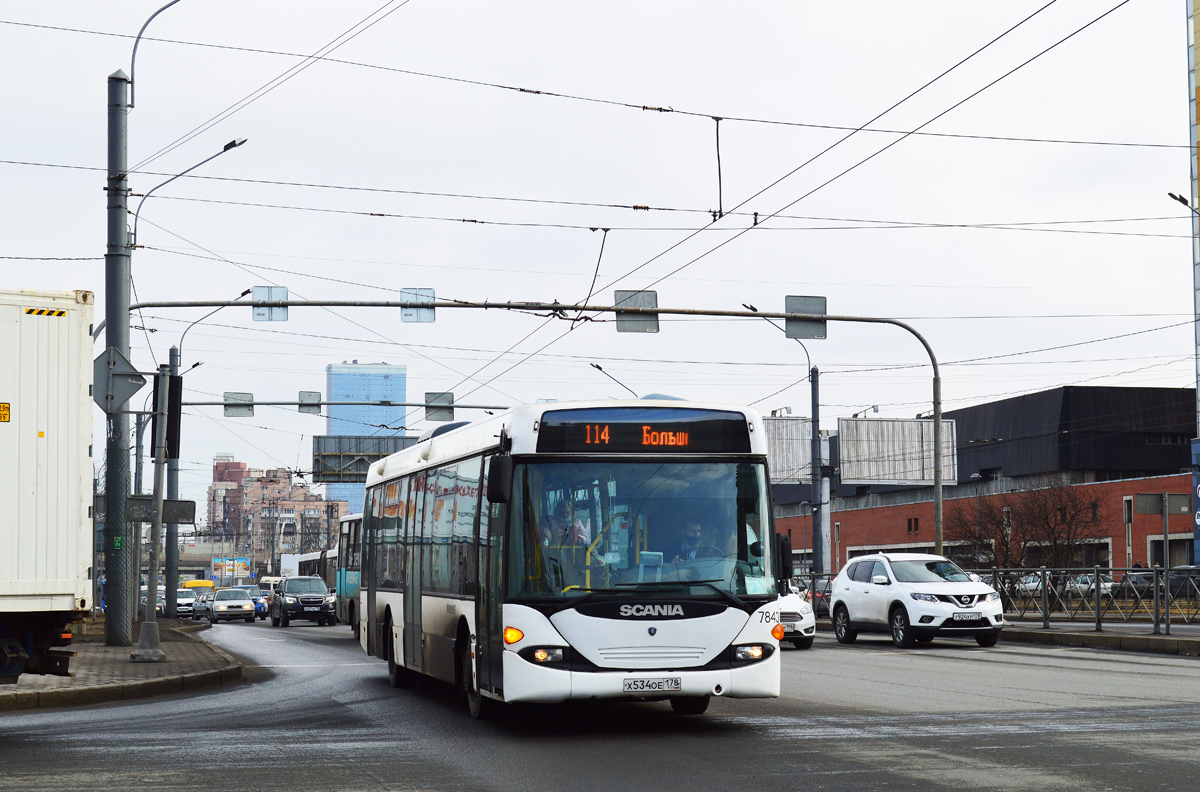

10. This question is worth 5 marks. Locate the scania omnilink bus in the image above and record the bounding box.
[357,399,792,717]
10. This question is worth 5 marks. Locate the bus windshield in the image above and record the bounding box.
[509,460,774,599]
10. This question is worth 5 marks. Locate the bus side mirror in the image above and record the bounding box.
[775,534,794,589]
[486,455,512,504]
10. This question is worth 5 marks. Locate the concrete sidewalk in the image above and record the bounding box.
[0,621,241,712]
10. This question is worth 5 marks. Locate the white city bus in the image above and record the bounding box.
[359,399,792,718]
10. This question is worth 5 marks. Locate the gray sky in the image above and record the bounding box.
[4,1,1194,513]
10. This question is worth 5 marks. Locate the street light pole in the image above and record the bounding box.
[102,0,187,647]
[103,70,132,647]
[164,287,250,616]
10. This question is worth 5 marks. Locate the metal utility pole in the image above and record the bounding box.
[131,364,169,662]
[809,367,823,575]
[104,70,132,647]
[165,346,180,616]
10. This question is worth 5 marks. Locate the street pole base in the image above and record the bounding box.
[129,621,167,662]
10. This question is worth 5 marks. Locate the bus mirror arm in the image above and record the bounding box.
[775,534,794,591]
[487,455,513,504]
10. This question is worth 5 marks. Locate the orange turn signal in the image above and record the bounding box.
[503,626,525,645]
[771,623,785,641]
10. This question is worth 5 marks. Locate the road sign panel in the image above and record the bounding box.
[785,295,827,340]
[93,346,146,413]
[614,290,659,333]
[223,392,254,417]
[401,288,435,323]
[425,392,454,422]
[298,391,321,414]
[252,286,288,322]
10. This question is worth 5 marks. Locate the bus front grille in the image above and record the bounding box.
[596,646,706,664]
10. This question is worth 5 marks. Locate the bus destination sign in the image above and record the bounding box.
[536,407,751,453]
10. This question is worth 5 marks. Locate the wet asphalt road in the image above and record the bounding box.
[1,620,1198,791]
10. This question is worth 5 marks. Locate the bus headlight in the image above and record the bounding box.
[517,646,567,666]
[735,645,765,661]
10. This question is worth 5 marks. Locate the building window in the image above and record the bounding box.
[907,517,919,534]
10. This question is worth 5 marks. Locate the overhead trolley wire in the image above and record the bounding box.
[130,0,415,172]
[3,16,1185,152]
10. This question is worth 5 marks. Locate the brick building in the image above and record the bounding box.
[773,386,1197,574]
[205,457,348,574]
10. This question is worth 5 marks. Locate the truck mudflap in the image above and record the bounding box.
[0,639,29,684]
[25,649,76,677]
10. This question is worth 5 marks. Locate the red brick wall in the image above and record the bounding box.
[775,474,1193,573]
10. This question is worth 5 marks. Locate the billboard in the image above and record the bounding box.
[837,418,957,486]
[763,416,813,484]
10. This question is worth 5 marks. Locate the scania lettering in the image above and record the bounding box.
[621,604,685,617]
[355,399,791,718]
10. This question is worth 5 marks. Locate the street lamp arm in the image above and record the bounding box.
[178,288,251,358]
[131,139,247,246]
[130,0,185,109]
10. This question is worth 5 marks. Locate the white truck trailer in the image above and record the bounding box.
[0,288,94,683]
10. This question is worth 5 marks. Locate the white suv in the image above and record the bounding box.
[830,553,1004,648]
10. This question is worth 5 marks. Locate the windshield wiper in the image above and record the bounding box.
[614,579,746,609]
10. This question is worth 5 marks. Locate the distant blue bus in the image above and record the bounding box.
[337,514,363,637]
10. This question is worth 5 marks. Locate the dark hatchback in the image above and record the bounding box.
[270,576,336,627]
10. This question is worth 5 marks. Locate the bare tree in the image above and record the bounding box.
[946,474,1109,568]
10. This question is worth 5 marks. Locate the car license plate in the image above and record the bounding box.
[304,606,319,612]
[623,677,681,693]
[952,611,981,621]
[783,622,797,631]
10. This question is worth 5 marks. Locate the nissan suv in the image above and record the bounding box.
[270,575,336,627]
[830,553,1004,648]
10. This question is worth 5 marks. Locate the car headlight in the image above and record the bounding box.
[285,596,296,604]
[217,605,228,611]
[986,591,1001,602]
[909,593,939,603]
[243,604,253,609]
[325,595,336,604]
[799,600,813,615]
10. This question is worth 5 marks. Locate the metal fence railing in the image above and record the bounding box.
[792,566,1200,633]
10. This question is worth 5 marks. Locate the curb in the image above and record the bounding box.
[816,619,1200,657]
[1000,628,1200,656]
[0,625,242,712]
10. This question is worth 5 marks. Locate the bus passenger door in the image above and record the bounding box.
[365,491,379,657]
[477,486,507,697]
[403,473,425,673]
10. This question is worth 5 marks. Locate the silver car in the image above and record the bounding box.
[192,592,215,621]
[211,588,256,623]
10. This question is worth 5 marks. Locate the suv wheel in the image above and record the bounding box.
[975,632,999,648]
[833,605,857,644]
[270,610,280,627]
[890,606,916,648]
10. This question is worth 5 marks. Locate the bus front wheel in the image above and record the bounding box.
[461,647,500,720]
[669,695,710,715]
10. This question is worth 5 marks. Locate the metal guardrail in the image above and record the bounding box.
[793,566,1200,634]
